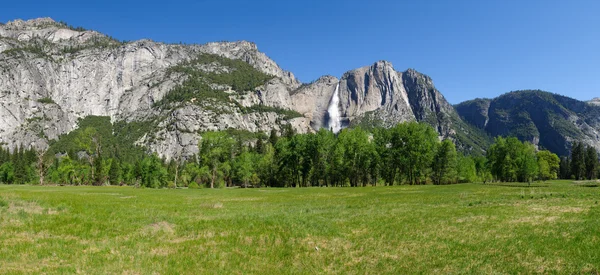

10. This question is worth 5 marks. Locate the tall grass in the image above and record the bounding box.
[0,180,599,273]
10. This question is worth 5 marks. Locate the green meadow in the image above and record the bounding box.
[1,181,599,274]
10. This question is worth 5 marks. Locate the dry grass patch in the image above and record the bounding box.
[8,201,44,214]
[455,215,490,223]
[510,215,560,225]
[221,197,261,202]
[150,246,176,256]
[200,202,223,209]
[7,200,62,215]
[144,221,175,234]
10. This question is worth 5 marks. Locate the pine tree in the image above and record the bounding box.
[94,154,105,185]
[108,159,122,185]
[13,146,26,184]
[269,129,279,146]
[559,156,571,179]
[570,142,586,180]
[585,146,598,180]
[255,137,264,154]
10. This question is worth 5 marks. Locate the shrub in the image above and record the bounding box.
[37,97,56,104]
[167,181,176,189]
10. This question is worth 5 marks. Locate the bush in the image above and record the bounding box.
[241,105,303,120]
[37,97,56,104]
[188,182,199,189]
[167,181,176,189]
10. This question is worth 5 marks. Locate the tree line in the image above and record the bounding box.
[0,122,598,188]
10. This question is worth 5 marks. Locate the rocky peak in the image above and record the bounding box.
[401,69,434,89]
[313,75,339,83]
[3,17,59,30]
[589,97,600,106]
[401,69,456,136]
[201,41,258,54]
[338,60,414,127]
[0,17,106,45]
[197,40,300,88]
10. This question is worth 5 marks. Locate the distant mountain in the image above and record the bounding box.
[456,90,600,156]
[589,97,600,106]
[454,98,491,129]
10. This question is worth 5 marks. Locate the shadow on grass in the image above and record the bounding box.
[483,183,550,188]
[573,183,599,188]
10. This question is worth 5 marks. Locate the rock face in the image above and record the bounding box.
[457,90,600,156]
[290,76,339,130]
[334,61,490,152]
[589,98,600,106]
[338,61,415,127]
[2,18,596,159]
[0,18,492,158]
[0,18,309,158]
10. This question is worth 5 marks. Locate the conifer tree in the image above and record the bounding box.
[570,142,586,180]
[585,146,598,180]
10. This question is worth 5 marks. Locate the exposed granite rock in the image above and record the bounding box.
[290,75,339,129]
[338,61,415,127]
[0,18,309,158]
[2,17,597,159]
[402,68,457,136]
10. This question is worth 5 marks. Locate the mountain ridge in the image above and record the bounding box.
[455,90,600,156]
[0,17,597,158]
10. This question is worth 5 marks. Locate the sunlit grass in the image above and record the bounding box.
[1,180,599,273]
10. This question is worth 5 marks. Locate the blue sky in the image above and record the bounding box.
[2,0,599,103]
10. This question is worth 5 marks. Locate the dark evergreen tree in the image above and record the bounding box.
[585,146,598,180]
[93,154,105,185]
[570,142,586,180]
[559,156,571,179]
[13,146,26,184]
[108,159,122,185]
[268,129,278,146]
[255,137,264,154]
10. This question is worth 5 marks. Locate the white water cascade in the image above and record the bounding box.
[327,83,343,133]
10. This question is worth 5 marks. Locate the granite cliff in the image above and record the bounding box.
[2,18,596,158]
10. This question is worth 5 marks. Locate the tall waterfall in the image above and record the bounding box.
[327,83,342,133]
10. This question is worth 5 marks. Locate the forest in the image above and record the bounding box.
[0,120,598,188]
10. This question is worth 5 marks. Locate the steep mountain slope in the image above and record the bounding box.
[454,98,491,129]
[335,61,491,153]
[456,90,600,156]
[0,18,313,158]
[0,18,494,158]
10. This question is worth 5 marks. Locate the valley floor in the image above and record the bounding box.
[0,181,599,273]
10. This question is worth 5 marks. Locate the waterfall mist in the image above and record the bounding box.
[327,83,342,133]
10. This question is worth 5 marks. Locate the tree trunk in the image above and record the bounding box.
[90,158,94,185]
[211,167,216,189]
[174,164,179,188]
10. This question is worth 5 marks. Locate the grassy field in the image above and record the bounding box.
[1,181,599,274]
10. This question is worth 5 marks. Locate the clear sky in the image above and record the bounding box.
[1,0,599,103]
